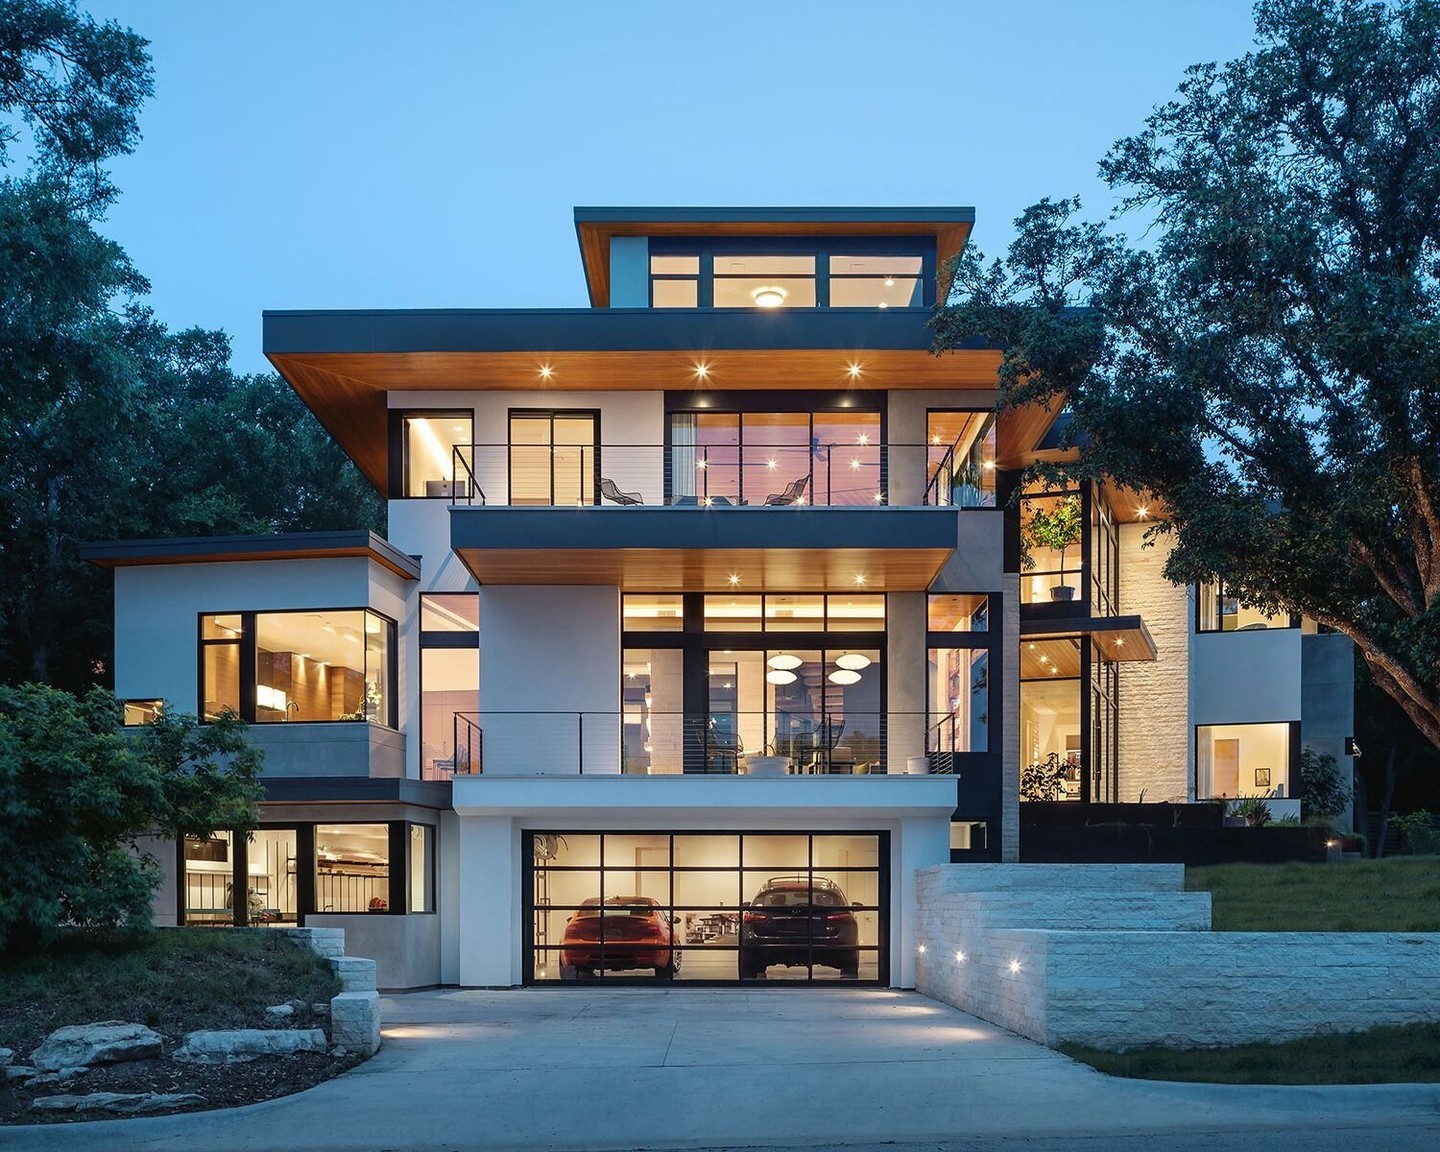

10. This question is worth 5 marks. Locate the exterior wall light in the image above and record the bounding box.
[917,944,927,954]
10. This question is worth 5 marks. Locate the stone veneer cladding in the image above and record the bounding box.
[915,864,1440,1050]
[1001,573,1021,861]
[1116,527,1190,801]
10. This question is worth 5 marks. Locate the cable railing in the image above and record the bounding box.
[440,443,998,509]
[444,710,972,777]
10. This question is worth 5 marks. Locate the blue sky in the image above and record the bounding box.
[87,1,1260,375]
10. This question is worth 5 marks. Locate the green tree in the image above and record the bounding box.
[0,684,262,955]
[0,1,385,690]
[934,0,1440,753]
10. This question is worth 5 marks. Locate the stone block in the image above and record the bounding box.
[329,956,377,992]
[329,991,382,1056]
[173,1028,327,1064]
[30,1022,162,1072]
[31,1092,205,1113]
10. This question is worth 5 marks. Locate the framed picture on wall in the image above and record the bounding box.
[1253,767,1271,788]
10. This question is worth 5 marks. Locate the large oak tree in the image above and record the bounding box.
[935,0,1440,752]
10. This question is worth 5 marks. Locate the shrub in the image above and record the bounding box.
[0,685,263,955]
[1299,748,1349,821]
[1392,810,1439,856]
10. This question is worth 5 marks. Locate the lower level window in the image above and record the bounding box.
[317,824,391,912]
[529,831,885,983]
[1197,722,1293,799]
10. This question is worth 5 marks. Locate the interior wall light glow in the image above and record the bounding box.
[752,286,787,308]
[765,669,798,685]
[835,653,872,671]
[767,653,803,671]
[828,669,862,685]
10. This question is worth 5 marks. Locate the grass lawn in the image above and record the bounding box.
[1063,1022,1440,1084]
[0,928,341,1057]
[1186,857,1440,932]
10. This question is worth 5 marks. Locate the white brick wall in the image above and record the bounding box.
[1117,528,1190,801]
[915,864,1440,1050]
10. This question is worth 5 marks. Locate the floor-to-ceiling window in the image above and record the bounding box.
[1019,637,1084,800]
[527,831,887,984]
[621,593,886,773]
[925,411,996,508]
[509,410,598,506]
[420,593,480,779]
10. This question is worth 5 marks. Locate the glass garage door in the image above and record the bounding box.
[526,831,887,984]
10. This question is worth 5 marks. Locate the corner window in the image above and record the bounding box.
[925,411,996,508]
[1197,722,1294,800]
[401,412,472,498]
[200,610,396,726]
[1197,581,1295,632]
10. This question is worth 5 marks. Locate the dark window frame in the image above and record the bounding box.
[196,607,399,728]
[1195,580,1301,633]
[388,408,474,501]
[507,407,602,507]
[522,829,890,986]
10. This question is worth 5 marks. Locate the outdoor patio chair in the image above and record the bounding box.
[763,475,808,506]
[599,477,643,505]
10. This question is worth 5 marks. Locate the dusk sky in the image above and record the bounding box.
[88,1,1260,375]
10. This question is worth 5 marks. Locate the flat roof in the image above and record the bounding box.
[573,206,976,307]
[78,530,421,581]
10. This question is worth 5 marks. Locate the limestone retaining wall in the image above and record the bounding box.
[915,864,1440,1050]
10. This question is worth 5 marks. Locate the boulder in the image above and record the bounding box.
[24,1068,88,1087]
[264,1004,294,1018]
[30,1022,162,1071]
[32,1092,205,1113]
[0,1047,12,1067]
[5,1065,37,1081]
[172,1028,327,1064]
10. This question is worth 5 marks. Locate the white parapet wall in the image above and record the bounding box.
[915,864,1440,1050]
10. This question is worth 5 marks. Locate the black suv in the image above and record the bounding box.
[739,875,860,979]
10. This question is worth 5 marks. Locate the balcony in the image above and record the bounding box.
[438,710,967,777]
[448,439,995,510]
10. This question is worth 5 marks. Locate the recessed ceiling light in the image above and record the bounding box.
[884,275,896,287]
[853,573,867,586]
[847,362,862,378]
[878,301,889,309]
[856,433,870,446]
[1137,506,1150,519]
[695,362,709,379]
[538,364,553,380]
[1115,637,1125,648]
[728,573,741,586]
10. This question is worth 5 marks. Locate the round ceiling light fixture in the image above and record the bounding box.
[828,669,862,685]
[767,653,803,671]
[752,285,787,309]
[834,653,872,671]
[765,669,798,685]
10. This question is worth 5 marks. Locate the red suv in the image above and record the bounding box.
[740,875,861,979]
[561,896,680,979]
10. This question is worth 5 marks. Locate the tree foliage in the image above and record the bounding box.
[0,1,384,691]
[0,684,262,955]
[935,0,1440,753]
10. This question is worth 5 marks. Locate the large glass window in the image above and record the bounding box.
[1091,493,1119,618]
[1197,581,1295,632]
[925,411,996,508]
[620,593,685,631]
[182,833,235,926]
[829,255,923,308]
[249,828,299,924]
[699,594,886,632]
[622,648,685,775]
[712,254,817,309]
[402,413,472,499]
[650,254,699,307]
[1021,487,1084,604]
[668,410,882,506]
[1197,722,1294,800]
[316,824,391,913]
[201,610,395,726]
[1019,637,1084,799]
[928,647,989,755]
[529,831,885,984]
[409,825,436,913]
[509,410,598,506]
[421,593,479,780]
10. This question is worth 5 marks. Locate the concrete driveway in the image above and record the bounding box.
[6,988,1439,1151]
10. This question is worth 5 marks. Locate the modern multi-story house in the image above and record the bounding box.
[82,206,1352,990]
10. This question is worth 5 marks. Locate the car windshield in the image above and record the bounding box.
[753,887,846,908]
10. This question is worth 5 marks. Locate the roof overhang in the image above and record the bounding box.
[573,206,976,307]
[1020,613,1158,661]
[78,531,421,581]
[449,506,957,592]
[265,308,1002,492]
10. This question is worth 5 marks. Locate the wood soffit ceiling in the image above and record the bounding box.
[268,347,1004,492]
[452,546,953,592]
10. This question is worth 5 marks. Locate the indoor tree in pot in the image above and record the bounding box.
[1023,495,1083,601]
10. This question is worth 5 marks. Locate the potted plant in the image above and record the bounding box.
[1226,796,1272,827]
[1023,495,1083,601]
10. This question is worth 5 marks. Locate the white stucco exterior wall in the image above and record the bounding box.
[478,585,621,774]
